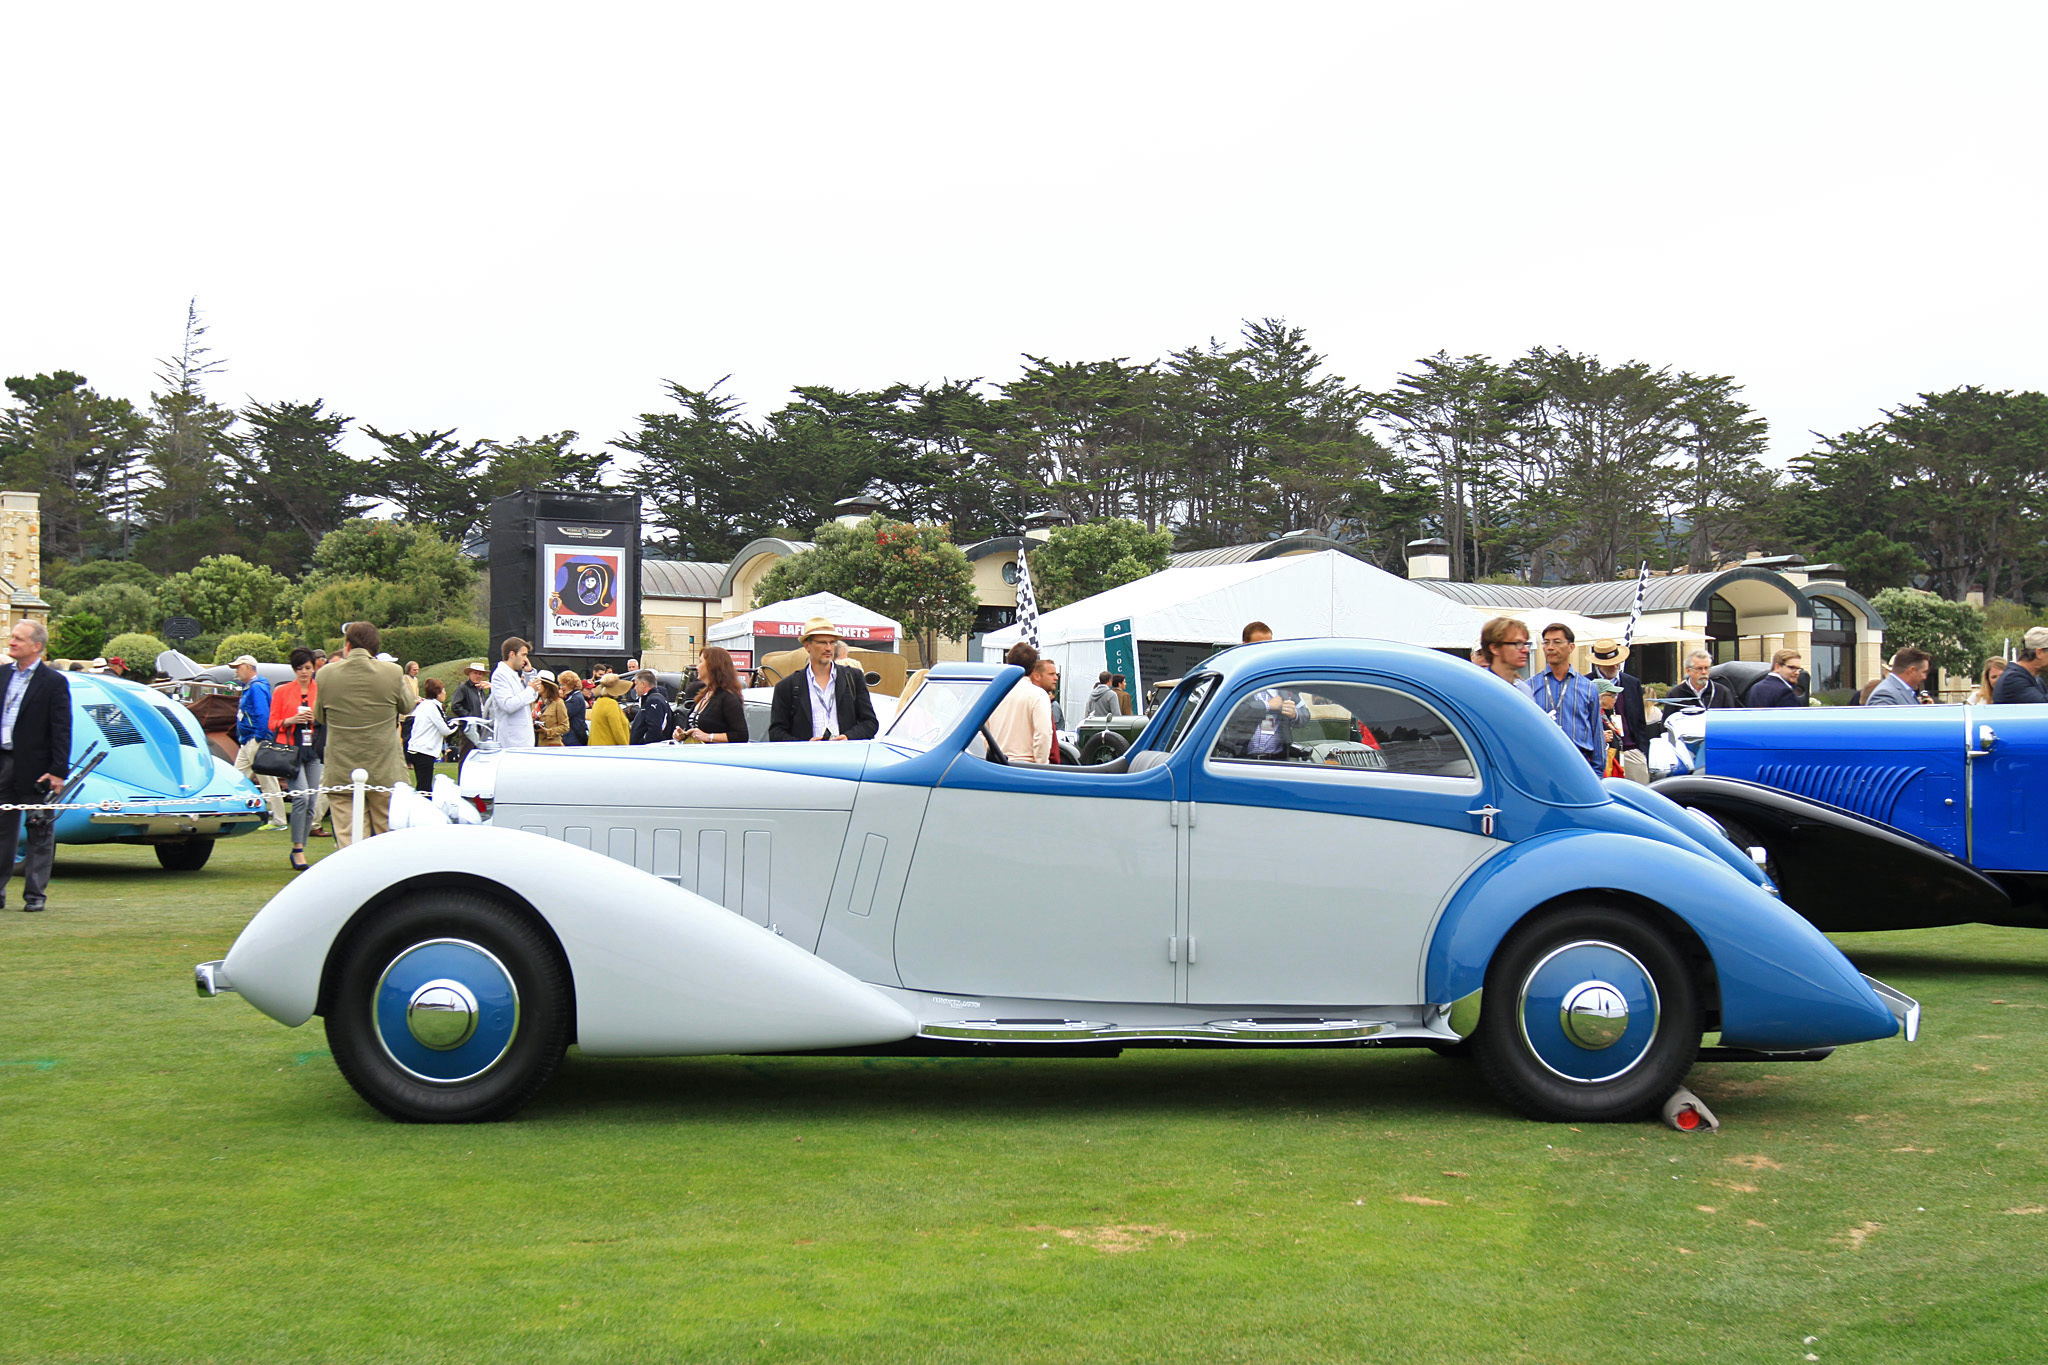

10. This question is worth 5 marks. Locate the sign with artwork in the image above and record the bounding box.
[541,543,628,650]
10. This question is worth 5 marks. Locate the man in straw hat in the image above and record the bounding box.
[767,616,879,742]
[1587,637,1649,784]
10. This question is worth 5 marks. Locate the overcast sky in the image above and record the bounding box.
[6,2,2043,479]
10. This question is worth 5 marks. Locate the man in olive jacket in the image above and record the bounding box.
[313,621,410,847]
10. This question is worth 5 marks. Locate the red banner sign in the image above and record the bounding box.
[752,620,897,643]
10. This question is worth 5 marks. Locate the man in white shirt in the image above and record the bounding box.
[489,637,539,748]
[986,643,1055,764]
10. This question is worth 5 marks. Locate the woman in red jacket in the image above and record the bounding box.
[269,648,322,872]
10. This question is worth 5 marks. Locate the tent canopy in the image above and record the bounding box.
[709,591,903,649]
[982,551,1484,655]
[1467,606,1709,647]
[980,551,1489,717]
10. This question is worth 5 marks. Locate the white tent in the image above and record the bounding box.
[709,591,904,669]
[980,551,1485,717]
[1466,606,1709,648]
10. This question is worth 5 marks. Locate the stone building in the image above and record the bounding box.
[0,491,51,633]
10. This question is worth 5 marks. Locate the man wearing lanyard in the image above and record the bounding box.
[0,619,72,912]
[766,617,880,742]
[1519,622,1604,772]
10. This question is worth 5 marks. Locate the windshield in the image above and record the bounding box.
[884,678,990,752]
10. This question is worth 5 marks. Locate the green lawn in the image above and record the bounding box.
[3,834,2046,1363]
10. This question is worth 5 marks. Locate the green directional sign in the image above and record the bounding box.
[1103,618,1137,696]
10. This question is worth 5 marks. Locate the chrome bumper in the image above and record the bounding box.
[1863,974,1920,1042]
[93,809,263,838]
[194,961,234,997]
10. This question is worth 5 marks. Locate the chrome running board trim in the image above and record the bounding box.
[920,1017,1394,1044]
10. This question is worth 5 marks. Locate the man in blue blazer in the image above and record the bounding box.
[0,620,72,912]
[767,618,879,742]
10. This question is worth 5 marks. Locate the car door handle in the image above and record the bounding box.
[1467,805,1502,836]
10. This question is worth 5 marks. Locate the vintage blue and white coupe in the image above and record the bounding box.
[195,641,1918,1125]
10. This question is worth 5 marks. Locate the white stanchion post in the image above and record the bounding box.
[351,768,368,842]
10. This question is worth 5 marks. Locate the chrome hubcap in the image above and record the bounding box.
[372,939,520,1083]
[1517,940,1660,1083]
[1559,981,1629,1049]
[406,979,480,1050]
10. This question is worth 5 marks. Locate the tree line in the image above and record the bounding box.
[6,303,2046,608]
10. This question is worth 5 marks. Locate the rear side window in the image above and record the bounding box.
[83,702,146,748]
[1208,680,1474,779]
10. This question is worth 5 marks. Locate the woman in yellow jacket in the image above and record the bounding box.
[587,673,632,746]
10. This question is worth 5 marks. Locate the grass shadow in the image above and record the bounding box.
[528,1045,1506,1127]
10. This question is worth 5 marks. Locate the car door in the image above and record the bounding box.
[1967,706,2048,872]
[892,678,1218,1004]
[1183,675,1502,1007]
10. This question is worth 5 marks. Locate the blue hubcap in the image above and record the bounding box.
[373,939,520,1083]
[1516,940,1659,1083]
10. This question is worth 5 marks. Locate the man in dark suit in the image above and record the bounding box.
[0,619,72,912]
[627,670,673,745]
[1587,638,1649,784]
[768,617,879,742]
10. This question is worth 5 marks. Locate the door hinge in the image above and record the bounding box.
[1186,935,1197,964]
[1169,800,1197,827]
[1168,935,1178,963]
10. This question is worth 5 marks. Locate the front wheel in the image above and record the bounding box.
[325,891,571,1122]
[155,839,214,872]
[1473,903,1699,1123]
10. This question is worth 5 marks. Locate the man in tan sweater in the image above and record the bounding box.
[313,621,410,847]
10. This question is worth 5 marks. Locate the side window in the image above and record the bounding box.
[1155,675,1220,754]
[1207,680,1475,779]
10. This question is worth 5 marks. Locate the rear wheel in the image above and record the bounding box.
[325,891,571,1123]
[154,839,214,872]
[1473,902,1699,1122]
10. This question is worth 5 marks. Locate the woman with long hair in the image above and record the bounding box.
[269,648,323,873]
[557,669,588,745]
[1971,656,2007,705]
[679,646,749,743]
[534,672,569,746]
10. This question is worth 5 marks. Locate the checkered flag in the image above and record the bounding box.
[1620,560,1649,651]
[1014,545,1040,648]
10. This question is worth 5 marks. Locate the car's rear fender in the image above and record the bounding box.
[1426,830,1900,1051]
[222,825,917,1055]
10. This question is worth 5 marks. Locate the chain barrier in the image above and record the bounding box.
[0,778,404,815]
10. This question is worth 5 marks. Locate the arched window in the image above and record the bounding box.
[1707,595,1738,663]
[1810,598,1856,692]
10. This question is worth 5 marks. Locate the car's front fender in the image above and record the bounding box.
[220,826,917,1056]
[1426,830,1900,1051]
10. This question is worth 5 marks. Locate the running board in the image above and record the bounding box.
[919,1017,1396,1044]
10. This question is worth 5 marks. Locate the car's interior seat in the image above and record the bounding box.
[1128,749,1171,773]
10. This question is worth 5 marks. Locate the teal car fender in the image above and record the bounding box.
[1426,829,1900,1052]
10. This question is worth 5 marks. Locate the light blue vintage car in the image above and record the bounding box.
[21,671,268,871]
[196,640,1916,1125]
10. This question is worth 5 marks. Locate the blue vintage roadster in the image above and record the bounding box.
[1657,702,2048,934]
[196,640,1916,1125]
